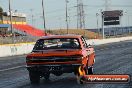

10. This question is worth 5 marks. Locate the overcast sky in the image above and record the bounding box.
[0,0,132,29]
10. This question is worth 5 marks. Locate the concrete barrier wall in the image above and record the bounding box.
[0,36,132,57]
[0,43,34,57]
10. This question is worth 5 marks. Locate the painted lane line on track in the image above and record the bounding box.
[117,46,121,48]
[104,47,110,49]
[0,65,26,72]
[99,49,105,51]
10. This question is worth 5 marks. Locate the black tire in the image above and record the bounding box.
[88,67,93,74]
[44,73,50,80]
[84,67,88,75]
[29,71,40,84]
[79,76,85,84]
[76,75,83,84]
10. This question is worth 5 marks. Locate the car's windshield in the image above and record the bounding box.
[33,38,81,51]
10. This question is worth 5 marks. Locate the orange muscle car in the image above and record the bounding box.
[26,35,95,84]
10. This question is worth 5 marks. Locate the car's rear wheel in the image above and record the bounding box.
[29,71,40,84]
[77,75,84,84]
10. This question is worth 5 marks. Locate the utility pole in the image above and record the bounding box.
[42,0,46,35]
[96,13,99,35]
[102,0,111,39]
[9,0,14,43]
[65,0,69,34]
[101,9,105,39]
[77,0,85,29]
[102,13,105,39]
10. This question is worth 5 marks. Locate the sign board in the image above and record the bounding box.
[102,10,123,26]
[104,17,119,21]
[104,21,120,25]
[102,10,123,17]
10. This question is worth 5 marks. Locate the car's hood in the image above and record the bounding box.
[28,49,82,57]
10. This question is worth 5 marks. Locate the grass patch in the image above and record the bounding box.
[47,29,102,39]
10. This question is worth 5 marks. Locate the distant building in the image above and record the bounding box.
[0,6,46,37]
[0,11,26,25]
[0,6,26,36]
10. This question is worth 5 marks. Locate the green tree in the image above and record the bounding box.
[0,6,3,17]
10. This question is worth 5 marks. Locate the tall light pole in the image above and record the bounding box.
[42,0,46,35]
[65,0,69,34]
[9,0,14,43]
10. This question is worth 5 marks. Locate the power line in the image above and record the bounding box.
[77,0,85,29]
[84,5,132,8]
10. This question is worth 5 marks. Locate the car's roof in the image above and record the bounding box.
[39,34,82,39]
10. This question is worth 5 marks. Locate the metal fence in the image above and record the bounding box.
[0,36,38,44]
[87,26,132,38]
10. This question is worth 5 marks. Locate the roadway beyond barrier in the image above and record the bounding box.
[0,36,132,57]
[86,36,132,45]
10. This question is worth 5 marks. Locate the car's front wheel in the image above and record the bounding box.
[29,71,40,84]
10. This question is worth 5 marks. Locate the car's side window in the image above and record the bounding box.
[81,36,87,48]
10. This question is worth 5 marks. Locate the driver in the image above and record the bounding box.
[69,39,77,48]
